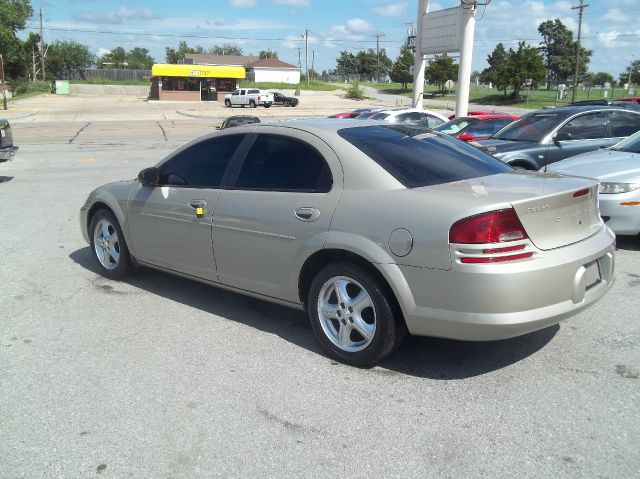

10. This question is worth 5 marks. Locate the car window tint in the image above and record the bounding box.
[369,112,389,120]
[159,135,243,188]
[608,111,640,137]
[235,134,332,192]
[426,115,445,128]
[494,113,564,142]
[338,125,511,188]
[558,112,607,140]
[463,118,512,137]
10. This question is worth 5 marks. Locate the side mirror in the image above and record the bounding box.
[554,131,571,143]
[138,167,159,187]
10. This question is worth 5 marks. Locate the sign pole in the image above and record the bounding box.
[412,0,430,108]
[455,1,476,118]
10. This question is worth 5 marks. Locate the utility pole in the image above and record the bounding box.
[627,54,635,93]
[571,0,588,102]
[311,50,315,81]
[303,29,309,87]
[375,33,385,83]
[39,8,46,81]
[1,54,8,110]
[296,48,302,68]
[455,0,477,118]
[412,0,431,108]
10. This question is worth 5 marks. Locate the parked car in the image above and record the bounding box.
[447,110,510,120]
[224,89,273,108]
[547,130,640,236]
[219,115,261,129]
[271,92,299,107]
[0,119,18,162]
[328,111,361,119]
[80,120,615,366]
[434,114,518,142]
[474,105,640,170]
[352,108,386,119]
[368,108,448,128]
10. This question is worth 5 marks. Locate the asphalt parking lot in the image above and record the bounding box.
[1,93,639,478]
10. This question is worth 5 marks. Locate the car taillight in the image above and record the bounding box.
[450,209,533,264]
[450,209,528,244]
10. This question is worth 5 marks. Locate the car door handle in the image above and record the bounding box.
[189,199,207,218]
[294,207,320,222]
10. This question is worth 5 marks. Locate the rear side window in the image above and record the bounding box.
[159,135,243,188]
[235,134,332,192]
[248,89,260,94]
[608,111,640,137]
[338,125,511,188]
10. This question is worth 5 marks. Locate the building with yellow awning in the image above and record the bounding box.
[149,63,246,102]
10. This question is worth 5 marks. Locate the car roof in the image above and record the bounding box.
[457,114,516,120]
[535,105,640,114]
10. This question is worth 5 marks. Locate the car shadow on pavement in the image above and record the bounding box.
[71,247,558,379]
[615,235,640,252]
[0,176,14,183]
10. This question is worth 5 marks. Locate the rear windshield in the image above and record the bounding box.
[338,125,511,188]
[369,112,390,120]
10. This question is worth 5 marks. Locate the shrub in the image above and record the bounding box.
[345,82,365,100]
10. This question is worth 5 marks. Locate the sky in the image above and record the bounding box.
[23,0,640,80]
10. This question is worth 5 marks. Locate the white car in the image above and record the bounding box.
[547,131,640,236]
[224,89,273,108]
[369,108,448,129]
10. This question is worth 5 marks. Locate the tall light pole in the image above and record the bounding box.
[455,1,477,118]
[571,0,588,102]
[627,54,635,93]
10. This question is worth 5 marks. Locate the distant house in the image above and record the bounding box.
[185,54,301,84]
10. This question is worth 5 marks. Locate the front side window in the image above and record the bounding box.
[462,118,513,137]
[557,112,607,140]
[159,135,244,188]
[235,134,332,192]
[338,125,511,188]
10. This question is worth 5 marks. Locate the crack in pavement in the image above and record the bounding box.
[68,122,92,144]
[157,121,168,141]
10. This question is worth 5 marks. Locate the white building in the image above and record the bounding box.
[185,54,300,84]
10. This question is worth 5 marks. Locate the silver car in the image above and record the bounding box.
[80,120,616,366]
[547,130,640,236]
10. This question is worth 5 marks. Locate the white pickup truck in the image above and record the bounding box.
[224,89,273,108]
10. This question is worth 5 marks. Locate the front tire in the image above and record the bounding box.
[89,209,132,280]
[224,99,231,107]
[308,262,404,367]
[284,100,290,107]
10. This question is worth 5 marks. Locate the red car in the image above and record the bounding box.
[434,114,519,142]
[328,112,361,118]
[447,110,511,120]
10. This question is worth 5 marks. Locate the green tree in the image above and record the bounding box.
[587,71,614,87]
[97,46,127,68]
[126,47,154,69]
[480,43,510,95]
[335,51,357,76]
[506,41,546,99]
[208,43,243,56]
[619,59,640,86]
[0,0,33,79]
[46,40,94,78]
[425,54,458,91]
[538,19,592,88]
[259,49,278,59]
[390,43,414,89]
[165,41,204,63]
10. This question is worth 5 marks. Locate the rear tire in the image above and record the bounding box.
[308,262,404,367]
[89,209,132,280]
[249,100,256,108]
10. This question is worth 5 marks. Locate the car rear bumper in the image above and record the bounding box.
[0,146,18,161]
[383,226,616,341]
[600,194,640,236]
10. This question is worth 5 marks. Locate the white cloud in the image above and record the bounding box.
[597,30,639,49]
[230,0,258,6]
[273,0,309,6]
[97,48,111,57]
[603,8,632,24]
[372,2,407,17]
[73,7,158,25]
